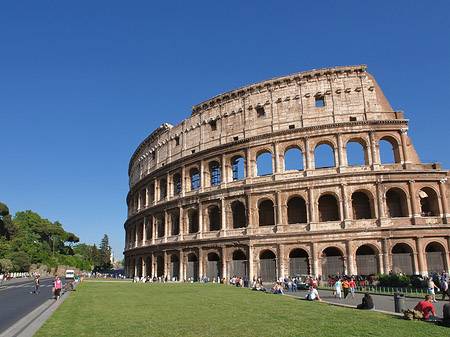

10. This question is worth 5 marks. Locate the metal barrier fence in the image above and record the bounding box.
[320,285,427,297]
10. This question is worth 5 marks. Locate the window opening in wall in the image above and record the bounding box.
[318,194,339,222]
[419,187,439,216]
[171,213,179,235]
[287,197,307,224]
[232,156,245,181]
[346,141,366,166]
[208,206,221,231]
[315,95,325,107]
[231,201,246,228]
[173,174,182,195]
[284,148,303,171]
[160,179,167,200]
[233,136,239,141]
[189,210,199,233]
[175,136,180,146]
[379,138,398,164]
[152,152,156,160]
[209,120,217,131]
[190,169,200,190]
[256,106,265,118]
[210,162,221,186]
[350,116,357,121]
[314,143,335,168]
[191,150,195,154]
[259,200,275,226]
[289,124,295,129]
[257,152,273,176]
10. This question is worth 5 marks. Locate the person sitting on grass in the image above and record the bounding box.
[271,283,283,294]
[305,286,321,301]
[414,294,437,320]
[356,293,374,310]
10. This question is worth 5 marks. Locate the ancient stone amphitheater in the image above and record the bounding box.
[124,65,450,281]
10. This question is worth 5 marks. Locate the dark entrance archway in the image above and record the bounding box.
[356,245,378,275]
[392,243,414,275]
[156,255,164,277]
[425,242,445,275]
[170,254,179,280]
[229,250,247,278]
[186,253,198,281]
[289,248,309,275]
[321,247,344,279]
[206,252,221,280]
[259,250,277,282]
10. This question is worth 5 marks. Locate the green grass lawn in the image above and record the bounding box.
[36,283,448,336]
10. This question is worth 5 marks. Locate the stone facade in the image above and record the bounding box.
[124,65,450,281]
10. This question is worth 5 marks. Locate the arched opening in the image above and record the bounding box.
[186,253,198,281]
[145,256,152,277]
[321,247,344,280]
[318,194,339,222]
[160,179,167,200]
[171,213,179,236]
[419,187,440,216]
[315,143,335,168]
[425,242,445,275]
[231,201,246,228]
[170,254,179,280]
[209,161,221,187]
[188,210,199,233]
[259,250,277,282]
[257,151,273,176]
[149,183,155,204]
[287,197,307,224]
[206,252,221,280]
[346,140,367,166]
[356,245,378,275]
[146,219,152,240]
[231,156,245,181]
[379,137,401,164]
[230,250,247,278]
[157,216,165,238]
[156,255,164,277]
[386,188,408,218]
[352,191,373,219]
[284,147,303,171]
[259,200,275,226]
[208,206,221,231]
[392,243,414,275]
[190,168,200,190]
[137,257,143,277]
[289,249,310,275]
[173,173,182,195]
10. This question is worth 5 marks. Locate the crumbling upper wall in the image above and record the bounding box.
[128,65,402,186]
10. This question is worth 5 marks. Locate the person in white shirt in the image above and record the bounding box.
[306,286,322,301]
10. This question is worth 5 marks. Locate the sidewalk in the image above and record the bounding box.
[283,288,447,316]
[0,282,77,337]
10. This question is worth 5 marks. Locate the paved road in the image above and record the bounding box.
[284,288,448,316]
[0,277,55,334]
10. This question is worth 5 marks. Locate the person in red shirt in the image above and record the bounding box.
[414,295,436,320]
[349,278,356,299]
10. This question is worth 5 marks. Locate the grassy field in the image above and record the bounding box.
[36,282,448,336]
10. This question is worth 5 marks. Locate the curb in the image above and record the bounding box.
[0,283,77,337]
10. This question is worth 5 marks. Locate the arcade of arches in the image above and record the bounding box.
[125,239,450,282]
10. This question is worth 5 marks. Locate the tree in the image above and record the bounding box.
[0,258,13,273]
[11,251,30,271]
[0,202,18,240]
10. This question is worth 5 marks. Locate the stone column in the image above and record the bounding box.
[273,141,280,174]
[181,165,186,197]
[400,128,410,164]
[336,133,346,169]
[166,172,171,198]
[304,137,314,172]
[377,253,384,274]
[308,188,316,225]
[200,160,205,192]
[151,252,156,277]
[369,131,379,169]
[312,242,319,277]
[221,198,227,235]
[382,239,390,274]
[415,237,426,275]
[439,179,449,223]
[179,207,184,240]
[163,251,168,278]
[221,247,227,281]
[275,191,282,231]
[346,241,355,276]
[408,180,420,220]
[341,184,351,222]
[248,245,254,283]
[142,217,147,243]
[151,215,156,244]
[198,203,203,239]
[198,248,204,280]
[164,210,169,242]
[142,257,146,278]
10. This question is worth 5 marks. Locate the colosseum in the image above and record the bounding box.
[124,65,450,282]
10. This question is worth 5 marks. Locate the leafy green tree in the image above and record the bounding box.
[0,202,19,240]
[11,251,30,271]
[0,258,13,273]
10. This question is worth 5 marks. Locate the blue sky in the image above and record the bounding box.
[1,1,449,259]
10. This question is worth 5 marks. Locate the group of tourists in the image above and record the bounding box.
[333,277,356,299]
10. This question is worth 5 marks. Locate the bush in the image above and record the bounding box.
[377,274,411,287]
[0,258,13,273]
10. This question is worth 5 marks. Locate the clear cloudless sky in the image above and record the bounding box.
[1,1,449,259]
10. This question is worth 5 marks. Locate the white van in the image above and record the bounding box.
[65,270,75,280]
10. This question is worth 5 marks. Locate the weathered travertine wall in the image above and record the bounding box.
[124,65,450,281]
